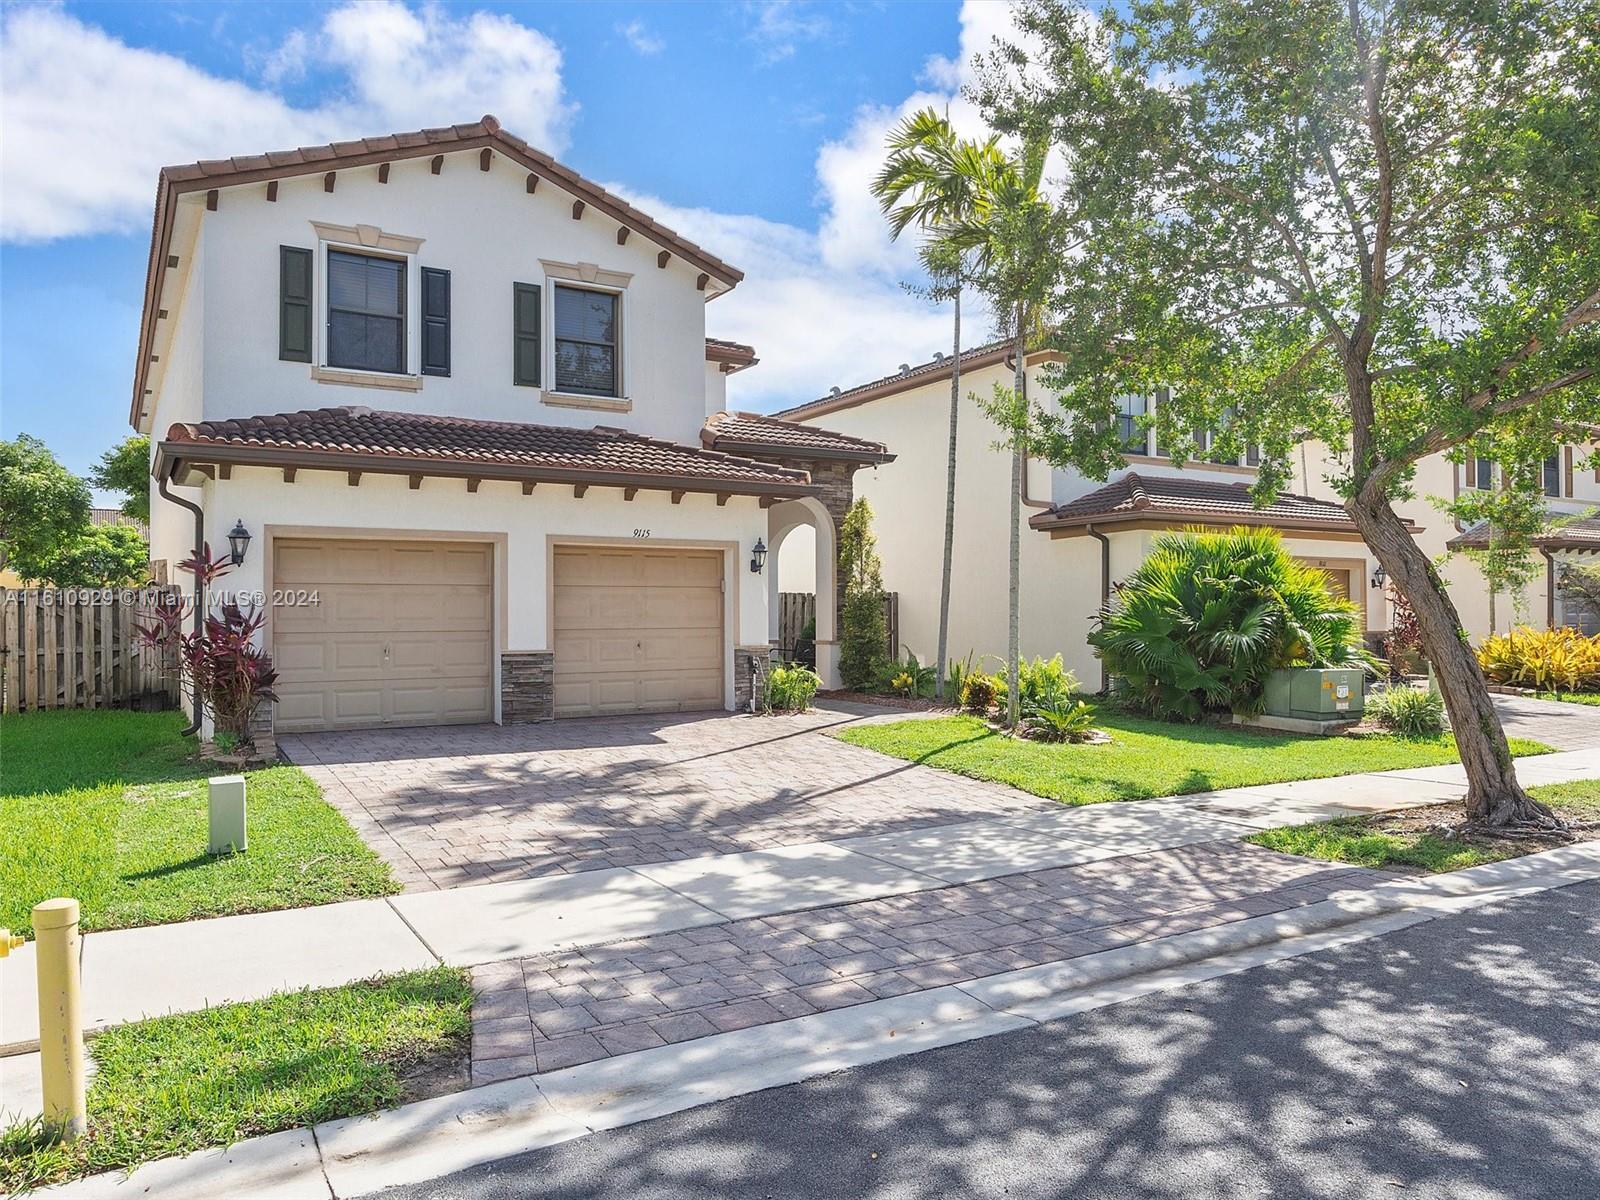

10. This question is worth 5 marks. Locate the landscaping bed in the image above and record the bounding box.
[0,966,471,1193]
[0,710,397,936]
[1248,779,1600,873]
[835,709,1552,806]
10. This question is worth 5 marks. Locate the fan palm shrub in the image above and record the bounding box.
[1090,527,1372,722]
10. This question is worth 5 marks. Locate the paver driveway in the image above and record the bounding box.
[281,704,1051,891]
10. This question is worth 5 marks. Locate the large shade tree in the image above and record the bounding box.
[977,0,1599,826]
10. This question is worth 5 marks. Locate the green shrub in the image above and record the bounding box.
[765,664,822,712]
[960,672,1005,714]
[882,649,937,698]
[1017,654,1077,709]
[1090,527,1372,722]
[839,499,888,689]
[944,651,977,701]
[1020,694,1098,743]
[1366,685,1446,736]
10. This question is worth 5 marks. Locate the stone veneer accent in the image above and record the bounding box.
[501,651,555,724]
[247,700,277,761]
[734,646,773,712]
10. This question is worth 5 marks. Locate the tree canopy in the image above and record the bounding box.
[1,434,92,578]
[91,435,152,524]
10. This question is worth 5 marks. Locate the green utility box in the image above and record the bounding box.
[1263,668,1365,722]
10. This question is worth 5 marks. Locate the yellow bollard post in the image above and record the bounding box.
[32,898,87,1142]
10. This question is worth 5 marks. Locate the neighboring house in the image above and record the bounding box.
[137,116,884,734]
[777,340,1598,685]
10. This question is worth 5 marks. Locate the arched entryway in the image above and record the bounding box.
[767,496,839,687]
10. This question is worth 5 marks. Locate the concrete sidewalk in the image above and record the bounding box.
[27,842,1600,1200]
[4,747,1597,1052]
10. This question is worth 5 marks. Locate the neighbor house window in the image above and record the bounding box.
[1114,395,1149,453]
[1473,457,1494,490]
[326,249,406,373]
[1543,453,1562,497]
[553,285,620,397]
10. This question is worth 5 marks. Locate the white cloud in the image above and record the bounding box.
[0,2,574,242]
[616,19,664,57]
[744,1,831,64]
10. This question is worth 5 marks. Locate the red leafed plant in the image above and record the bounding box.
[135,544,279,752]
[1383,583,1427,679]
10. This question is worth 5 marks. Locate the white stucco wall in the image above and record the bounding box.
[147,223,208,578]
[177,151,711,444]
[197,466,771,715]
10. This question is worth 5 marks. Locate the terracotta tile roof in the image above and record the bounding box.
[705,338,759,372]
[701,411,894,463]
[1029,471,1408,535]
[159,407,818,497]
[777,338,1021,421]
[133,115,742,427]
[1448,511,1600,551]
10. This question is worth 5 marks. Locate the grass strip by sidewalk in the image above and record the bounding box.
[836,710,1551,806]
[0,710,398,937]
[1534,691,1600,707]
[1248,779,1600,873]
[0,966,472,1194]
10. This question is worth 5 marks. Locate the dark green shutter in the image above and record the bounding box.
[420,267,450,377]
[279,246,313,362]
[513,282,541,387]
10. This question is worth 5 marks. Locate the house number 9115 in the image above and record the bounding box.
[632,528,651,539]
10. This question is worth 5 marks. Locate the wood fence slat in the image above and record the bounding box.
[98,599,112,709]
[42,594,58,710]
[64,592,79,708]
[2,592,16,713]
[22,594,37,710]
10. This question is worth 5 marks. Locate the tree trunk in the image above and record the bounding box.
[1006,302,1025,728]
[1346,488,1554,828]
[935,281,960,701]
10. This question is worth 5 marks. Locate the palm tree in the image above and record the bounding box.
[871,110,1002,701]
[940,128,1055,726]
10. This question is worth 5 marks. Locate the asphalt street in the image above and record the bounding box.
[366,879,1600,1200]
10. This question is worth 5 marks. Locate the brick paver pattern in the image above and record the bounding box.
[281,706,1051,891]
[466,840,1388,1084]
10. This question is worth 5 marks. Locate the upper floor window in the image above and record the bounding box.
[327,250,406,374]
[553,285,620,397]
[1471,456,1494,490]
[1114,395,1148,453]
[1543,453,1562,497]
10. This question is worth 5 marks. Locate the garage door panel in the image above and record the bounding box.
[273,537,493,732]
[552,546,724,717]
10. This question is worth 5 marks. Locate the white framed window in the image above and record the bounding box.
[309,222,423,381]
[551,283,623,399]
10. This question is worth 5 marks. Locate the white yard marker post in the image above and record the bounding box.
[208,774,248,855]
[33,898,87,1142]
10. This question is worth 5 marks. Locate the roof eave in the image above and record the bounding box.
[703,436,894,465]
[1030,509,1415,536]
[154,439,820,500]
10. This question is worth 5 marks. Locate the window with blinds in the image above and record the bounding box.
[553,284,619,397]
[327,250,406,373]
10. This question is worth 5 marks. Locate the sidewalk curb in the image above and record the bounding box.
[29,841,1600,1200]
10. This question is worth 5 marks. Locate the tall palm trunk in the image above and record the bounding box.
[934,278,961,701]
[1006,299,1025,727]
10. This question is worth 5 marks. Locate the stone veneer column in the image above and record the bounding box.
[734,646,773,712]
[247,700,276,762]
[500,651,555,723]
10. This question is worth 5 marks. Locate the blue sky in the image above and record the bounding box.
[2,0,1011,501]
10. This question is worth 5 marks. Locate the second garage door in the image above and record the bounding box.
[552,545,724,717]
[272,538,494,732]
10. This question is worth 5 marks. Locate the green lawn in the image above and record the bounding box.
[836,709,1551,806]
[0,967,471,1193]
[1248,779,1600,872]
[1535,691,1600,707]
[0,710,398,936]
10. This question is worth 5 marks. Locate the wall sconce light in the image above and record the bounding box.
[227,519,253,566]
[1370,563,1386,590]
[749,537,767,575]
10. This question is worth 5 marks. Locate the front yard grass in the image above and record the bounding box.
[0,966,471,1193]
[1535,691,1600,707]
[836,709,1551,806]
[1248,779,1600,872]
[0,709,398,936]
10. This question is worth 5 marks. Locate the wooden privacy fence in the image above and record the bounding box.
[776,591,900,664]
[1,588,182,713]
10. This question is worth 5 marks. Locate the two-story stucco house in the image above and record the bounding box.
[776,341,1598,688]
[138,116,887,737]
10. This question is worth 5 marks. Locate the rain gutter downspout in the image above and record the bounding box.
[1540,547,1557,629]
[1086,523,1111,694]
[157,472,204,735]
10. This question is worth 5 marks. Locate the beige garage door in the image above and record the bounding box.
[272,538,494,732]
[553,545,724,717]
